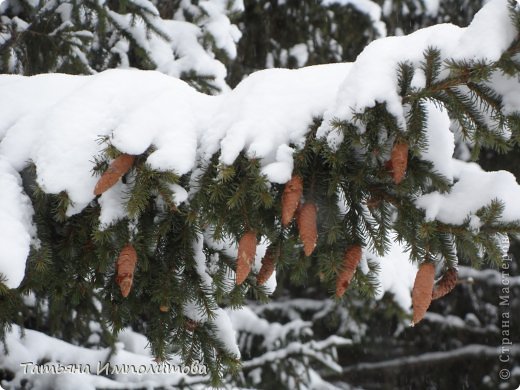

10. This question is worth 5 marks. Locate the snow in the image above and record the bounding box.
[424,0,440,17]
[170,183,189,205]
[318,0,516,146]
[155,19,229,90]
[199,1,242,59]
[0,157,35,288]
[0,64,353,221]
[1,0,519,328]
[1,0,520,381]
[458,265,520,287]
[489,70,520,115]
[212,308,240,358]
[117,327,153,356]
[416,160,520,224]
[0,325,204,389]
[367,237,418,310]
[107,12,230,91]
[203,63,352,181]
[288,43,309,67]
[343,344,520,373]
[227,306,312,350]
[98,180,129,228]
[421,101,454,180]
[321,0,386,37]
[188,234,240,357]
[2,0,240,91]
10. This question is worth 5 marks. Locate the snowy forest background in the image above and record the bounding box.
[0,0,520,389]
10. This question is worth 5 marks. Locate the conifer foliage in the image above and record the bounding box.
[1,0,520,389]
[0,0,242,92]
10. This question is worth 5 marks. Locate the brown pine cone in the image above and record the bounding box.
[281,175,303,227]
[116,244,138,297]
[257,246,278,286]
[297,202,318,256]
[412,262,435,325]
[336,245,362,297]
[94,154,135,195]
[432,268,457,300]
[236,231,257,285]
[389,142,408,184]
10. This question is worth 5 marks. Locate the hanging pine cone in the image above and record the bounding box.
[236,231,257,285]
[281,175,303,227]
[116,244,138,297]
[297,202,318,256]
[389,142,408,184]
[432,268,458,300]
[412,262,435,326]
[336,245,362,297]
[94,153,135,195]
[257,246,278,286]
[159,304,169,312]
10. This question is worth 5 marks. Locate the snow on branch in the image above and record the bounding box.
[0,0,519,294]
[0,325,206,389]
[340,344,520,374]
[1,3,520,382]
[318,0,517,143]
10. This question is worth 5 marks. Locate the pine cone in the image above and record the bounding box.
[257,246,278,286]
[236,231,257,285]
[159,305,169,312]
[297,202,318,256]
[432,268,458,300]
[116,244,138,297]
[390,142,408,184]
[412,262,435,325]
[281,175,303,227]
[336,245,362,297]
[94,154,135,195]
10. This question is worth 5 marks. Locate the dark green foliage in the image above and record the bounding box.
[227,0,381,86]
[0,0,238,93]
[1,0,520,388]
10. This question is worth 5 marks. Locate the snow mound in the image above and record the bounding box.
[0,157,35,288]
[318,0,516,149]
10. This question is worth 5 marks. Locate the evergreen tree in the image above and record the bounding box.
[0,0,519,389]
[0,0,243,92]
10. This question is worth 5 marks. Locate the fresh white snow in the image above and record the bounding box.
[0,157,35,288]
[318,0,516,146]
[0,0,519,307]
[1,0,520,386]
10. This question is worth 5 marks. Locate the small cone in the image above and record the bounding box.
[116,244,138,297]
[336,245,362,297]
[282,175,303,226]
[257,246,278,286]
[159,305,169,312]
[412,262,435,325]
[236,231,257,285]
[297,202,318,256]
[390,142,408,184]
[94,154,135,195]
[432,268,458,300]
